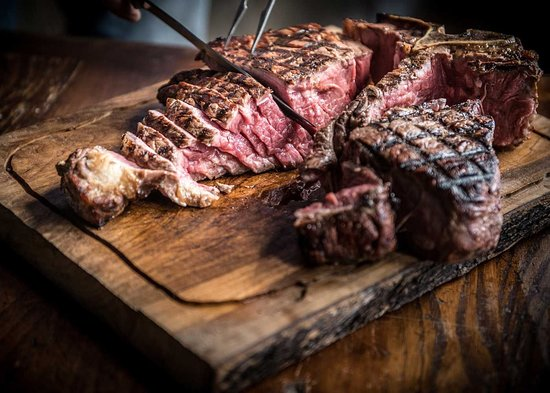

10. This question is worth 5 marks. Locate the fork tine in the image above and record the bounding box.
[225,0,249,48]
[250,0,276,54]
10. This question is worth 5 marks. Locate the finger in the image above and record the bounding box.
[103,0,142,22]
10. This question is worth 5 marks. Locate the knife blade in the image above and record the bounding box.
[136,0,318,135]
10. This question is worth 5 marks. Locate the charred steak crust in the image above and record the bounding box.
[202,23,373,128]
[320,99,502,262]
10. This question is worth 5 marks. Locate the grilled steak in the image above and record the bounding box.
[203,23,373,129]
[297,99,502,263]
[295,165,396,264]
[58,24,374,227]
[304,15,541,178]
[57,14,536,247]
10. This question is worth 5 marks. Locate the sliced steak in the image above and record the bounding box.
[159,76,303,168]
[142,110,248,179]
[162,98,277,172]
[337,99,500,262]
[203,23,373,128]
[294,166,396,264]
[56,146,219,226]
[133,122,246,180]
[161,70,313,159]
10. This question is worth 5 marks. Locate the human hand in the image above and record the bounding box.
[102,0,142,22]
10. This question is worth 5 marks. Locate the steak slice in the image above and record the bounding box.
[56,146,219,226]
[142,110,248,180]
[160,70,313,160]
[294,166,396,264]
[160,77,303,168]
[132,123,246,180]
[341,99,501,262]
[162,98,277,172]
[203,23,373,128]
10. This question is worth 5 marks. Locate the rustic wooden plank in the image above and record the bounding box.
[0,82,549,392]
[7,108,550,304]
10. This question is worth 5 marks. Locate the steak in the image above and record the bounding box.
[295,165,396,264]
[303,15,542,178]
[297,99,502,263]
[57,14,537,247]
[158,71,304,168]
[203,23,373,129]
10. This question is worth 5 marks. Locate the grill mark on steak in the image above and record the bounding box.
[163,98,278,172]
[208,24,361,84]
[301,99,502,263]
[143,109,195,148]
[203,23,373,129]
[133,123,247,180]
[143,110,248,179]
[159,81,241,129]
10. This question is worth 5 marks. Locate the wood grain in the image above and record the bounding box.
[247,225,550,393]
[0,30,203,120]
[0,53,80,133]
[0,77,549,391]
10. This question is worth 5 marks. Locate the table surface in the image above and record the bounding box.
[0,30,549,393]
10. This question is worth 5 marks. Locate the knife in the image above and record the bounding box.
[132,0,318,135]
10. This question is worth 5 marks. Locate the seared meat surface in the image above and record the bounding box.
[203,23,373,129]
[297,99,502,263]
[295,166,396,264]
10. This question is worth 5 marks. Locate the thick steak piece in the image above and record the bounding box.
[56,146,220,226]
[203,23,373,129]
[295,166,396,264]
[346,15,541,147]
[304,99,502,263]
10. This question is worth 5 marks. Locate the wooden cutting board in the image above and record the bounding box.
[1,83,549,392]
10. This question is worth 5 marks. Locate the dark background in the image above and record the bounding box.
[2,0,547,71]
